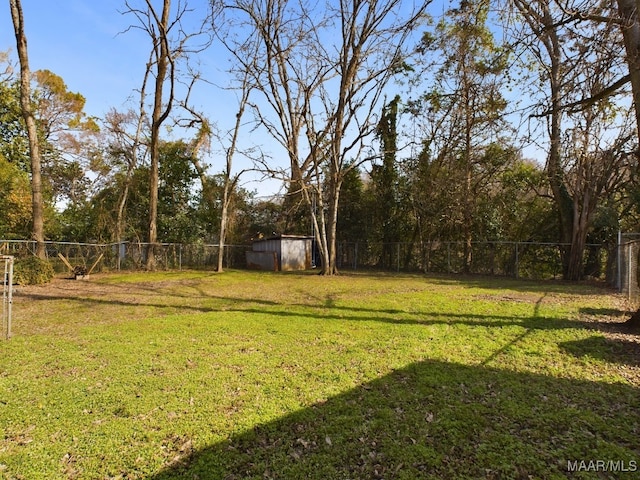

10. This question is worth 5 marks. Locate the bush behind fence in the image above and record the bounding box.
[335,240,611,281]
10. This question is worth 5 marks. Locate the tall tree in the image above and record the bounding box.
[9,0,45,258]
[124,0,212,269]
[215,0,328,233]
[372,95,405,268]
[511,0,633,279]
[125,0,173,270]
[215,78,252,273]
[221,0,428,274]
[316,0,428,274]
[410,0,512,273]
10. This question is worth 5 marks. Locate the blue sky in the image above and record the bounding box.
[1,1,154,117]
[0,1,283,195]
[4,1,541,199]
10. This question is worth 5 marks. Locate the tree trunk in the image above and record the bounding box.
[217,183,230,273]
[306,185,330,274]
[626,309,640,329]
[10,0,46,259]
[325,175,342,275]
[115,179,130,266]
[617,0,640,325]
[566,214,588,281]
[145,0,172,271]
[617,0,640,140]
[463,142,473,274]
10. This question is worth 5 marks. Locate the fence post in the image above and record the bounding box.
[2,256,13,340]
[515,242,519,279]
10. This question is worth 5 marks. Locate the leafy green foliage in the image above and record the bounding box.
[0,155,32,239]
[0,79,30,172]
[156,141,200,243]
[13,255,54,285]
[337,165,368,243]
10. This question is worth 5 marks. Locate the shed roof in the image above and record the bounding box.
[252,234,313,243]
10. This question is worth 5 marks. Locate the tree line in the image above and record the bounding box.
[2,0,640,285]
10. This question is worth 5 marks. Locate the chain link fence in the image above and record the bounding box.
[618,233,640,303]
[335,240,613,280]
[0,240,248,273]
[0,238,624,287]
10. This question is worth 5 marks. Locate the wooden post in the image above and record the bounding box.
[57,252,74,272]
[87,253,104,276]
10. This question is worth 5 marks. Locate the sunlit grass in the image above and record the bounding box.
[0,271,638,479]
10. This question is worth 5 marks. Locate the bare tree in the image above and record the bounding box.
[219,0,428,274]
[510,0,633,280]
[102,108,149,254]
[551,0,640,145]
[312,0,429,274]
[9,0,45,259]
[617,0,640,140]
[216,0,329,226]
[215,77,253,272]
[125,0,173,270]
[180,79,252,273]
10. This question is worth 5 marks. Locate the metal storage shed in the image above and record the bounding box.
[246,235,313,271]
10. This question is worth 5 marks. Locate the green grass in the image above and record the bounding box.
[1,270,638,479]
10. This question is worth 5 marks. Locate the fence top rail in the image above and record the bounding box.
[340,240,602,247]
[0,240,248,248]
[0,239,608,249]
[0,240,111,247]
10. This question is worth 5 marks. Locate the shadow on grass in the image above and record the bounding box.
[559,337,640,367]
[222,301,620,335]
[149,359,640,479]
[420,273,616,295]
[579,307,629,318]
[18,286,626,336]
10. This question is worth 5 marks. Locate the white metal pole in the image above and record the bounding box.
[2,257,12,340]
[7,257,12,340]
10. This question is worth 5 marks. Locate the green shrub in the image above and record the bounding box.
[13,256,55,285]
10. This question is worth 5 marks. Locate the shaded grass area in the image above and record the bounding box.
[155,360,639,480]
[0,271,638,479]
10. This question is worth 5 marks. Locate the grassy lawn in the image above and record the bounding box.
[1,270,639,479]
